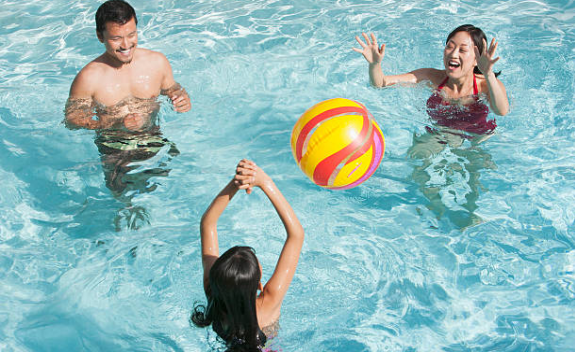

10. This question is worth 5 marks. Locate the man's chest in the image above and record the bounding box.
[93,69,164,106]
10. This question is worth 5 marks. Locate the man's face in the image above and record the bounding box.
[97,17,138,64]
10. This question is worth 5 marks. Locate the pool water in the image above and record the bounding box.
[1,0,574,351]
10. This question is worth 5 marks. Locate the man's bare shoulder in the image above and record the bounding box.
[134,48,173,84]
[136,48,169,64]
[69,56,109,98]
[80,55,112,76]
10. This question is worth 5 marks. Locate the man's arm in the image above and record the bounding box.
[64,98,101,130]
[64,68,102,130]
[158,54,191,113]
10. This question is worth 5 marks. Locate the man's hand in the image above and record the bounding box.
[162,84,191,113]
[123,113,147,131]
[170,88,191,112]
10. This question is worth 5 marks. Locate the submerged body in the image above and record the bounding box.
[426,75,495,135]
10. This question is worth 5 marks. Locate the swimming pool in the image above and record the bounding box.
[1,0,574,350]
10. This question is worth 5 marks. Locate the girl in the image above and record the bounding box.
[192,159,304,351]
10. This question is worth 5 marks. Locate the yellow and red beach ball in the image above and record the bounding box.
[291,98,385,190]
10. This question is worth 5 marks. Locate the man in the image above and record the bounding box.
[65,0,189,229]
[65,0,191,130]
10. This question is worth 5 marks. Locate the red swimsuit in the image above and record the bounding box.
[426,75,496,135]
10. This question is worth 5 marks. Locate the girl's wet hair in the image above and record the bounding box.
[95,0,137,34]
[192,246,266,351]
[446,24,501,77]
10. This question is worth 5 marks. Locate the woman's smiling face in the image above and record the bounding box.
[443,31,477,79]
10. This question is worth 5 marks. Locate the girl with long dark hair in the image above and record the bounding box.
[192,159,304,351]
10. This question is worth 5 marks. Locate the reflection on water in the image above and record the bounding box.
[408,128,496,229]
[95,127,179,231]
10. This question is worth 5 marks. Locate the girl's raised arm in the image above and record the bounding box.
[235,160,305,310]
[200,178,239,295]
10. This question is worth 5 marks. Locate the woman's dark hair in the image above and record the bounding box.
[446,24,501,77]
[192,246,266,352]
[95,0,137,34]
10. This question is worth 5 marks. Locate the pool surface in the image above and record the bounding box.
[1,0,574,351]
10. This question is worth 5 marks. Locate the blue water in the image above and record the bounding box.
[1,0,574,351]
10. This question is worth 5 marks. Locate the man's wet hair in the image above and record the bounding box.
[96,0,137,34]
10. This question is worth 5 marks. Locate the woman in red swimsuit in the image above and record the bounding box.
[353,24,509,136]
[354,25,508,228]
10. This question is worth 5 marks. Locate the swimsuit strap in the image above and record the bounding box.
[473,74,479,95]
[437,77,449,90]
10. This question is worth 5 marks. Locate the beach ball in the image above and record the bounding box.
[291,98,385,190]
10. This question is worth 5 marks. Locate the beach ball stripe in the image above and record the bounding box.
[291,98,385,189]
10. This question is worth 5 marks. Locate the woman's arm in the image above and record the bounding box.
[484,72,509,116]
[475,38,509,116]
[353,32,440,87]
[200,178,239,295]
[234,160,304,310]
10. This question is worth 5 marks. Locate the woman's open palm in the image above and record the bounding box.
[475,38,500,75]
[353,32,385,64]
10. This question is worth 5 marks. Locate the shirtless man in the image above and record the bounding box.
[65,0,191,131]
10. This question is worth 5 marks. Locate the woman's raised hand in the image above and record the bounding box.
[353,32,386,65]
[475,38,500,76]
